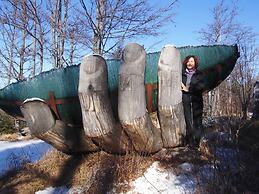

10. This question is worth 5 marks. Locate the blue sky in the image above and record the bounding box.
[138,0,259,52]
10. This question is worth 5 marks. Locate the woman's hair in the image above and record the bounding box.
[182,55,199,69]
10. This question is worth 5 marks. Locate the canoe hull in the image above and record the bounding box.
[0,45,239,125]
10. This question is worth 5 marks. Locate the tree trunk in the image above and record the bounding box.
[57,0,62,67]
[60,0,68,66]
[93,0,104,54]
[8,27,16,84]
[52,0,58,68]
[69,28,75,65]
[19,26,26,81]
[32,0,37,77]
[39,20,44,73]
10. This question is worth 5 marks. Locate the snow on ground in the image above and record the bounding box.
[36,186,70,194]
[35,186,84,194]
[125,161,196,194]
[0,139,52,175]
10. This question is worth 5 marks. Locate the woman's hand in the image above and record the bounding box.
[181,83,189,92]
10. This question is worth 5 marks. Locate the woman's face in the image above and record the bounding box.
[186,57,196,70]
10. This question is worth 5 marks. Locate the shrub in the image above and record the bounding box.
[238,120,259,156]
[0,109,16,134]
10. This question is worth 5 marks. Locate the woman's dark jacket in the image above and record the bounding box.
[182,69,205,132]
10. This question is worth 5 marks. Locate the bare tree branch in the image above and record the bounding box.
[79,0,178,55]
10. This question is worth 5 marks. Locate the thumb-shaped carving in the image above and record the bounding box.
[20,99,98,154]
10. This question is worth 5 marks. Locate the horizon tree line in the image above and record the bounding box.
[0,0,177,84]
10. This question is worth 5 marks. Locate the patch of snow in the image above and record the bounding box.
[164,44,177,48]
[214,147,240,169]
[179,162,193,173]
[0,139,52,175]
[35,186,69,194]
[35,186,84,194]
[23,97,45,103]
[125,161,196,194]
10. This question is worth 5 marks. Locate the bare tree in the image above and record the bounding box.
[25,0,45,76]
[199,0,258,119]
[19,0,28,80]
[0,23,17,83]
[79,0,178,55]
[67,24,76,65]
[17,0,46,75]
[0,0,47,84]
[199,0,239,117]
[1,0,177,86]
[0,0,32,82]
[0,2,18,84]
[231,27,259,119]
[199,0,239,45]
[47,0,69,68]
[32,0,37,76]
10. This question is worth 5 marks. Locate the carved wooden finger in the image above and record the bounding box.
[78,55,132,153]
[20,99,98,154]
[158,45,186,147]
[118,43,162,153]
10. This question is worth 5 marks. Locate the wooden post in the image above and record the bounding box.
[47,91,60,120]
[145,83,158,113]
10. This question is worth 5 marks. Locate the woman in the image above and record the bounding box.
[181,55,205,146]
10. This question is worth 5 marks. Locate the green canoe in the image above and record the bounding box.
[0,44,239,125]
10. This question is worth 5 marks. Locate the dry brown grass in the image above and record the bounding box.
[0,109,16,135]
[0,133,34,142]
[0,133,20,141]
[0,149,154,194]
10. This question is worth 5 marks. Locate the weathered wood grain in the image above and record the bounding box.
[158,45,186,147]
[118,43,162,153]
[78,55,133,153]
[20,100,98,154]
